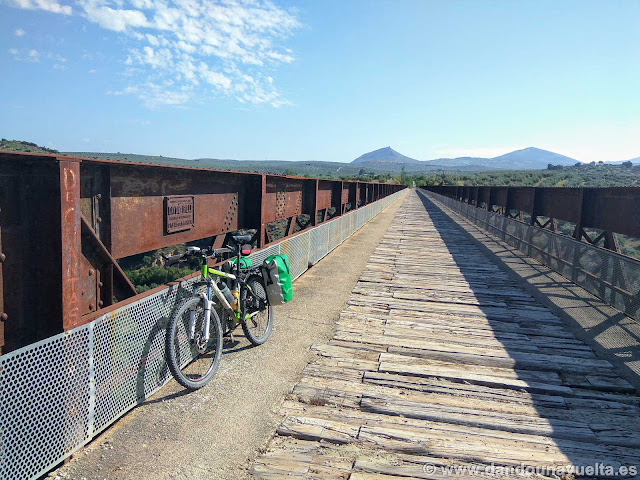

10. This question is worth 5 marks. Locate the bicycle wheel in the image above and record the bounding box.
[241,275,274,345]
[166,296,223,390]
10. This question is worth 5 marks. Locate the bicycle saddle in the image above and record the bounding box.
[231,234,253,244]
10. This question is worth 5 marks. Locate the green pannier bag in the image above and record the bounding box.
[229,256,253,270]
[262,254,293,305]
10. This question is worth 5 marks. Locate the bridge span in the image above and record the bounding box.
[6,188,640,480]
[251,190,640,479]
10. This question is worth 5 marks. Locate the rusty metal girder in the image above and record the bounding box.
[423,185,640,252]
[109,165,258,258]
[59,160,82,329]
[316,180,334,212]
[0,150,404,352]
[0,226,4,353]
[263,177,305,224]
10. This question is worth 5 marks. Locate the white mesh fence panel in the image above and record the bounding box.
[421,189,640,323]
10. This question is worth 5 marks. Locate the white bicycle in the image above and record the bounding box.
[164,234,273,390]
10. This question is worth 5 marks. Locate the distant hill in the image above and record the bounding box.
[483,147,577,168]
[608,157,640,165]
[429,147,577,170]
[67,151,374,177]
[352,147,421,164]
[0,138,59,154]
[352,146,578,170]
[3,139,615,178]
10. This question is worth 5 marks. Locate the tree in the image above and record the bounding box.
[283,168,297,176]
[622,161,633,168]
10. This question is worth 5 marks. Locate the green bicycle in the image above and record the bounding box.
[164,234,273,390]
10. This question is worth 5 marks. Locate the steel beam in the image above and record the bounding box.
[423,185,635,254]
[0,150,404,352]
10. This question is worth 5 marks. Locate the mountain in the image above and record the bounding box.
[485,147,577,169]
[428,147,577,170]
[352,146,578,170]
[352,147,421,164]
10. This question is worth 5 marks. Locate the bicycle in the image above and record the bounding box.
[163,234,274,390]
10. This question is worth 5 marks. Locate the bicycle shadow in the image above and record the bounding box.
[134,281,198,404]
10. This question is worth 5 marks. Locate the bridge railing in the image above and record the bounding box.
[420,187,640,323]
[0,186,404,480]
[0,151,404,354]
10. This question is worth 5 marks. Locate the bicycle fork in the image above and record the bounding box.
[187,284,217,348]
[187,294,212,346]
[188,282,234,346]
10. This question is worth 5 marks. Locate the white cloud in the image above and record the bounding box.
[88,68,96,73]
[136,81,192,108]
[15,28,25,36]
[145,33,159,46]
[47,52,67,62]
[5,0,300,108]
[199,63,231,90]
[8,47,40,61]
[79,1,150,31]
[9,0,72,15]
[10,48,70,70]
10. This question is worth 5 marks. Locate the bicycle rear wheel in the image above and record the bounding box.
[241,275,274,345]
[166,296,223,390]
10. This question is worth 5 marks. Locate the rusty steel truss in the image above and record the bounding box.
[422,185,640,254]
[0,151,404,353]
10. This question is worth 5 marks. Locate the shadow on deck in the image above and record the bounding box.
[251,190,640,480]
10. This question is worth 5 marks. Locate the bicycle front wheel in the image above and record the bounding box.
[241,275,274,345]
[166,296,223,390]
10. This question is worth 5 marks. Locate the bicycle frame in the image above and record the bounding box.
[186,246,261,345]
[183,262,234,345]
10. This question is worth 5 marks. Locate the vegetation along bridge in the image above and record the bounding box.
[1,153,640,480]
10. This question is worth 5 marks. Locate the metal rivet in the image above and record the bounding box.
[0,253,5,262]
[98,282,103,288]
[0,313,7,321]
[96,193,102,199]
[98,300,104,307]
[89,303,94,310]
[96,217,102,223]
[88,269,94,276]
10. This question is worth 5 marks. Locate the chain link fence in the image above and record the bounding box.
[0,190,403,480]
[421,189,640,323]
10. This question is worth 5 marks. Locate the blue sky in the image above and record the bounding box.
[1,0,639,162]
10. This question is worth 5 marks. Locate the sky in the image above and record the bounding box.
[1,0,639,163]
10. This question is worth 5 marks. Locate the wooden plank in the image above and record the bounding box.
[384,345,613,374]
[359,394,597,442]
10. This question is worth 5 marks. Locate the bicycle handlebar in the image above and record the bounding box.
[162,246,236,267]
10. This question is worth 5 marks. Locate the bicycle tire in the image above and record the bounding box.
[241,274,274,345]
[166,296,223,390]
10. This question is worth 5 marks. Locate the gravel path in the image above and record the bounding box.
[50,192,407,480]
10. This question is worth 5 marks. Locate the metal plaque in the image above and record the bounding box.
[165,196,194,234]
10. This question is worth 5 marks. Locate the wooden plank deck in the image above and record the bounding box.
[251,190,640,479]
